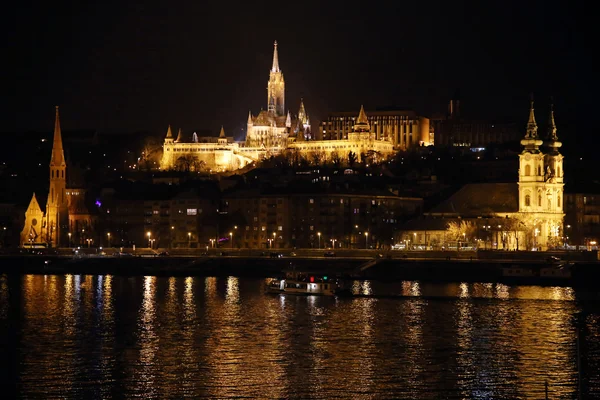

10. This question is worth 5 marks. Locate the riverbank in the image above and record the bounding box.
[2,253,600,287]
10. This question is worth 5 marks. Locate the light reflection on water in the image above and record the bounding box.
[1,274,598,399]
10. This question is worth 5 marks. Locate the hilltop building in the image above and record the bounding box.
[159,41,394,172]
[319,109,431,149]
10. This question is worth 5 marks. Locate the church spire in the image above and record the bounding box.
[247,111,253,125]
[271,40,280,72]
[175,128,182,142]
[285,111,291,128]
[525,97,538,139]
[50,106,65,167]
[165,125,173,139]
[219,126,226,138]
[547,102,557,140]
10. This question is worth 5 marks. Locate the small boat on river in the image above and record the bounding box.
[265,270,338,296]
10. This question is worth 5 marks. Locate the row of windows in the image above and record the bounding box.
[524,194,562,208]
[523,164,562,177]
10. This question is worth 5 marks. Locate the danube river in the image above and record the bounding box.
[1,274,598,399]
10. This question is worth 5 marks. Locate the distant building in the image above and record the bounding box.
[222,185,423,249]
[405,100,564,250]
[432,99,520,148]
[160,41,395,173]
[564,192,600,247]
[319,109,431,149]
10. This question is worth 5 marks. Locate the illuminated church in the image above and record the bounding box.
[160,41,393,172]
[20,107,94,248]
[417,99,564,250]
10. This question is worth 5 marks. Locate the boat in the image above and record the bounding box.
[501,260,574,283]
[265,270,338,296]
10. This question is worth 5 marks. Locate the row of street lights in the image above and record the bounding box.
[316,231,369,249]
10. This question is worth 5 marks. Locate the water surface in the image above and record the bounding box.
[0,274,598,399]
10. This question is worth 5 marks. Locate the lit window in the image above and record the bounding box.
[187,209,197,215]
[310,225,314,231]
[278,226,283,231]
[309,198,314,204]
[262,226,266,231]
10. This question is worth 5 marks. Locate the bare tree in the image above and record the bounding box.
[331,151,342,168]
[446,220,477,243]
[176,155,202,172]
[311,151,325,166]
[348,151,358,167]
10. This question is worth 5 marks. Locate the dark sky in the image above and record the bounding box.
[2,0,583,143]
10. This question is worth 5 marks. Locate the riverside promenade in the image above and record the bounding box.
[1,247,599,287]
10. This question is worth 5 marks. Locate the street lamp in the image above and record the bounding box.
[318,232,321,249]
[365,232,369,249]
[107,232,111,248]
[331,238,337,248]
[188,232,192,248]
[272,232,276,249]
[68,232,72,248]
[147,231,151,248]
[230,232,233,249]
[210,238,215,248]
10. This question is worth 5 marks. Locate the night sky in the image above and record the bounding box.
[3,1,583,144]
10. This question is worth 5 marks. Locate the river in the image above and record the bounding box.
[0,274,598,399]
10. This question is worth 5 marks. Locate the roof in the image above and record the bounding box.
[427,183,519,216]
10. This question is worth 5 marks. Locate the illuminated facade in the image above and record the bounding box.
[20,107,94,247]
[517,100,564,249]
[160,41,395,172]
[414,100,564,250]
[320,110,431,148]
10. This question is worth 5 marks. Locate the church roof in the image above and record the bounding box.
[427,183,519,217]
[254,110,275,126]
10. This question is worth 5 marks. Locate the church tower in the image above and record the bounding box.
[45,106,69,247]
[517,99,564,249]
[267,41,285,116]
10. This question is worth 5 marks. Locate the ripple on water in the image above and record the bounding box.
[0,275,597,399]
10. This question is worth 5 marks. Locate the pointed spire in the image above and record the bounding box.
[357,105,368,124]
[271,40,280,72]
[175,128,182,142]
[352,105,371,133]
[285,111,291,128]
[547,102,557,140]
[247,111,253,125]
[298,98,307,123]
[219,126,226,138]
[525,95,538,139]
[165,125,173,139]
[50,106,65,167]
[28,193,42,212]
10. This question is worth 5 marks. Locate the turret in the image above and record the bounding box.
[354,105,371,132]
[520,98,543,152]
[218,126,227,145]
[285,111,291,128]
[175,128,182,143]
[165,125,174,144]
